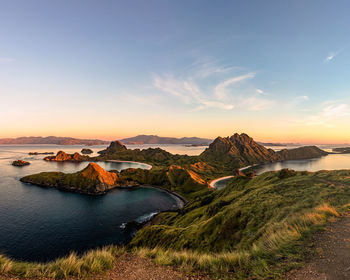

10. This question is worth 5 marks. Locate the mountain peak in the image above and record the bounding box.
[200,133,276,167]
[98,141,127,155]
[81,163,118,185]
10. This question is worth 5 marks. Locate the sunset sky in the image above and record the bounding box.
[1,0,350,143]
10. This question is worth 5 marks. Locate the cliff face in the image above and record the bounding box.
[200,133,328,169]
[20,163,124,194]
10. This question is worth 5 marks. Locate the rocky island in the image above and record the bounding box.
[20,163,137,195]
[81,148,93,154]
[29,152,54,155]
[12,160,30,167]
[44,151,89,162]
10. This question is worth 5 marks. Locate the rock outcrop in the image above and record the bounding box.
[44,151,88,162]
[81,148,93,154]
[20,163,132,194]
[12,160,30,167]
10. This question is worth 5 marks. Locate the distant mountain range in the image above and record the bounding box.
[120,135,212,145]
[257,142,300,147]
[0,136,110,146]
[0,134,301,147]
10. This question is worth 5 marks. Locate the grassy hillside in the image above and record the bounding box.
[129,169,350,278]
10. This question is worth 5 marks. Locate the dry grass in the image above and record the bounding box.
[131,203,342,279]
[0,246,124,279]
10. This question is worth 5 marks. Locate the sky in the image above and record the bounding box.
[1,0,350,143]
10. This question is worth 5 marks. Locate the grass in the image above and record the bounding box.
[0,246,124,279]
[129,202,346,279]
[129,169,350,279]
[3,169,350,279]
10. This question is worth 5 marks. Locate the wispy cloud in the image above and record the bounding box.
[306,104,349,126]
[153,75,234,110]
[214,73,255,101]
[153,71,274,111]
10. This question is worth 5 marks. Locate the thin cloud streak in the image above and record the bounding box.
[214,72,255,101]
[306,104,349,126]
[153,74,234,110]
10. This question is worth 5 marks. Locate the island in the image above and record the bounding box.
[333,147,350,154]
[29,152,54,155]
[12,160,30,167]
[44,151,89,162]
[20,163,138,195]
[81,148,93,154]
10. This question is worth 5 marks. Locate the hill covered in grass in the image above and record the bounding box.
[129,169,350,278]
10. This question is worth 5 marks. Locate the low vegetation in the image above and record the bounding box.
[130,169,350,278]
[3,169,350,279]
[0,246,122,279]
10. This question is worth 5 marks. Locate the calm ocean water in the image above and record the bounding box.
[213,153,350,188]
[0,145,184,262]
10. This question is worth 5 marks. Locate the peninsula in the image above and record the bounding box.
[20,163,137,195]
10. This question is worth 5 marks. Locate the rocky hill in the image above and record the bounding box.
[0,136,109,145]
[120,135,212,145]
[200,133,278,167]
[200,133,328,169]
[44,151,89,162]
[20,163,130,194]
[119,164,208,196]
[278,145,328,160]
[97,141,191,165]
[98,141,127,155]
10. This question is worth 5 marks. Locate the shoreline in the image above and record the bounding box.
[209,164,256,188]
[141,185,188,207]
[106,160,152,170]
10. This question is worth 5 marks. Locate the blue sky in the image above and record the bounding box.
[1,0,350,143]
